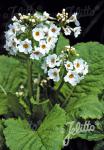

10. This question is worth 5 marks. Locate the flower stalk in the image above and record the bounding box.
[27,59,33,98]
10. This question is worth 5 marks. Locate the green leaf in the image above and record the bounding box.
[4,104,66,150]
[0,93,8,115]
[60,42,104,119]
[56,33,69,54]
[79,132,104,141]
[0,55,27,94]
[0,120,5,150]
[0,92,25,117]
[66,95,104,120]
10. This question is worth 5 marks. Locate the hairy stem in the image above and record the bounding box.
[27,59,33,98]
[0,85,7,95]
[36,74,40,103]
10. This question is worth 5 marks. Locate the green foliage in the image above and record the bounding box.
[59,42,104,120]
[56,33,69,54]
[0,120,5,150]
[0,55,27,93]
[0,93,8,115]
[66,95,104,120]
[4,105,66,150]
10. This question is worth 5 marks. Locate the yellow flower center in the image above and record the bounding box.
[67,64,70,68]
[41,44,46,49]
[23,43,29,48]
[33,51,40,55]
[69,74,74,79]
[51,58,55,63]
[35,31,40,36]
[53,71,57,77]
[76,63,80,68]
[51,28,56,33]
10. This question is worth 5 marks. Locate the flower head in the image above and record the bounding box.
[73,58,88,75]
[18,39,32,54]
[30,47,43,60]
[65,61,73,71]
[48,68,60,82]
[49,24,61,37]
[64,70,80,86]
[32,28,45,41]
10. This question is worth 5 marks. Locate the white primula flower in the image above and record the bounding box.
[73,58,88,75]
[73,26,81,38]
[48,68,60,82]
[63,26,71,36]
[39,40,49,55]
[47,36,58,50]
[18,39,32,54]
[46,54,61,68]
[64,70,80,86]
[30,47,43,60]
[49,24,61,37]
[5,29,16,40]
[65,61,73,71]
[9,22,26,33]
[4,38,19,55]
[43,11,50,19]
[32,28,45,41]
[69,13,80,26]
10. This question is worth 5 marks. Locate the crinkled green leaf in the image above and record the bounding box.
[0,55,27,94]
[66,95,104,120]
[60,42,104,119]
[56,33,69,54]
[0,92,25,117]
[4,104,66,150]
[0,120,5,150]
[79,132,104,141]
[0,93,8,115]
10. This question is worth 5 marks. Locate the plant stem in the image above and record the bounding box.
[57,80,64,93]
[0,85,7,95]
[61,86,75,108]
[36,74,40,103]
[56,68,65,93]
[27,59,33,98]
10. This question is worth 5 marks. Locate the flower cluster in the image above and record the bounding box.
[41,52,88,86]
[4,9,88,87]
[64,58,88,86]
[57,9,81,37]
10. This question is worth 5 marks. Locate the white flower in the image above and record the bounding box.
[46,54,61,68]
[69,13,80,26]
[18,39,32,54]
[73,26,81,38]
[32,28,45,41]
[9,22,26,33]
[39,40,49,55]
[63,26,71,36]
[48,68,60,82]
[4,38,19,55]
[30,47,43,60]
[47,36,58,50]
[73,58,88,75]
[48,24,61,37]
[65,61,73,71]
[43,11,50,19]
[64,71,80,86]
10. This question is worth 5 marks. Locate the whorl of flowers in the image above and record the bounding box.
[4,9,88,86]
